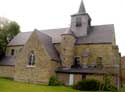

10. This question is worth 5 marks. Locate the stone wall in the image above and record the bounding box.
[55,43,121,87]
[0,66,14,78]
[55,43,120,67]
[57,73,118,86]
[60,34,76,67]
[14,31,59,84]
[74,74,82,84]
[121,57,125,83]
[57,73,83,85]
[56,73,69,85]
[86,75,104,81]
[75,44,115,65]
[6,46,23,56]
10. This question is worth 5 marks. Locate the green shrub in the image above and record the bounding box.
[73,79,117,91]
[102,74,117,91]
[48,76,63,86]
[73,79,101,91]
[102,83,117,91]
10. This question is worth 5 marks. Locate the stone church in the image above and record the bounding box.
[0,0,121,88]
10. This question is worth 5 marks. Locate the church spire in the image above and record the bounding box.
[78,0,86,13]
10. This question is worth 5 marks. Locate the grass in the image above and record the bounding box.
[0,78,115,92]
[0,78,80,92]
[119,85,125,92]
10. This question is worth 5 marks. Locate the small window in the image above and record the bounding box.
[28,51,35,66]
[76,17,82,27]
[71,57,81,68]
[11,49,15,56]
[96,57,103,69]
[74,57,80,64]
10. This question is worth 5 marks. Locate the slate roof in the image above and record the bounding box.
[35,30,60,61]
[8,24,114,46]
[42,24,114,44]
[77,24,114,44]
[78,0,86,13]
[8,31,32,46]
[0,56,16,66]
[41,28,67,43]
[56,68,106,74]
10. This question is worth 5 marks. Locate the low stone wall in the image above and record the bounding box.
[0,66,14,78]
[56,73,69,85]
[57,73,83,85]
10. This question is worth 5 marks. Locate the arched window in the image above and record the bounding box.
[11,49,15,56]
[28,51,35,66]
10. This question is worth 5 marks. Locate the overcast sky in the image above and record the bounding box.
[0,0,125,56]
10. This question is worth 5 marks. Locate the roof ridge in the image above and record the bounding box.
[35,29,52,39]
[92,24,114,27]
[40,27,69,31]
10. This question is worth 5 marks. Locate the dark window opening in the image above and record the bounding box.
[28,51,35,66]
[76,17,82,27]
[11,49,15,56]
[82,75,86,80]
[71,57,81,68]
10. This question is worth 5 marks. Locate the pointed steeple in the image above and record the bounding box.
[78,0,86,13]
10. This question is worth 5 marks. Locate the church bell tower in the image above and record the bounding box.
[70,0,91,37]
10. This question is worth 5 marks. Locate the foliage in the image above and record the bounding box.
[0,78,78,92]
[102,74,117,91]
[73,79,101,91]
[73,78,117,91]
[48,76,63,86]
[0,21,20,58]
[102,83,117,91]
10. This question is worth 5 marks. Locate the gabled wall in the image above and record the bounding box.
[14,31,59,84]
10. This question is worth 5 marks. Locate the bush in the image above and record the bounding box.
[73,79,117,91]
[102,83,117,91]
[48,76,63,86]
[73,79,101,91]
[102,74,117,91]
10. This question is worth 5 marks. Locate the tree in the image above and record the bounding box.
[0,20,20,58]
[5,21,20,41]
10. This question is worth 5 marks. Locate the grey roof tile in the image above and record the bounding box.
[35,30,60,61]
[41,28,68,43]
[56,67,106,74]
[0,56,16,66]
[8,31,32,46]
[76,24,114,44]
[8,24,114,46]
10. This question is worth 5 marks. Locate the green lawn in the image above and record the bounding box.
[0,78,81,92]
[119,85,125,92]
[0,78,117,92]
